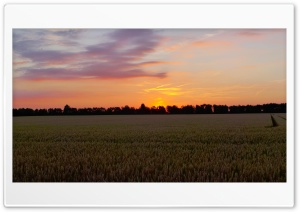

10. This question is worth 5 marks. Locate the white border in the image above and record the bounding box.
[4,4,294,207]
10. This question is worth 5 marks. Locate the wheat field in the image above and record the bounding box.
[13,114,286,182]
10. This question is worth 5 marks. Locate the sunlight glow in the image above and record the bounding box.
[13,29,286,108]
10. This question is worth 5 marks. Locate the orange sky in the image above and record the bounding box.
[13,29,286,109]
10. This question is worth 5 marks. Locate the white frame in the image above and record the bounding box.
[4,4,294,207]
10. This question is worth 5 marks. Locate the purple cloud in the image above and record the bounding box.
[52,29,85,39]
[13,29,169,80]
[21,50,71,63]
[111,29,156,42]
[236,29,285,37]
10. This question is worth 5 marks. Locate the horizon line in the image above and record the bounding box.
[13,102,287,110]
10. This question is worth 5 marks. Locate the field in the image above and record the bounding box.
[13,114,286,182]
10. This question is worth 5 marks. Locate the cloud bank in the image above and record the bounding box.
[13,29,168,80]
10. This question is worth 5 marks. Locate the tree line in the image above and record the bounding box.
[13,103,286,116]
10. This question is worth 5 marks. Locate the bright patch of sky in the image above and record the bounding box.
[13,29,286,108]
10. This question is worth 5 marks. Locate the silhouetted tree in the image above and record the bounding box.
[181,105,195,114]
[244,105,262,113]
[121,105,136,114]
[150,106,158,114]
[93,107,106,115]
[114,107,122,114]
[150,106,166,114]
[195,105,205,114]
[63,104,77,115]
[167,105,181,114]
[35,109,48,115]
[63,104,71,115]
[48,108,63,115]
[13,109,18,116]
[157,106,166,114]
[213,105,229,114]
[138,103,150,114]
[12,103,287,116]
[106,107,114,115]
[203,104,213,114]
[262,103,286,113]
[280,103,287,113]
[13,108,35,116]
[229,105,245,113]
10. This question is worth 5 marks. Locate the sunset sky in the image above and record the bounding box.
[13,29,286,109]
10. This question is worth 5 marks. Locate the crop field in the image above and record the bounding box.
[13,114,286,182]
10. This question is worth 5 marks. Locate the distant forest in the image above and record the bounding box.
[13,103,286,116]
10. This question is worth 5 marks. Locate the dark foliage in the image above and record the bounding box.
[13,103,287,116]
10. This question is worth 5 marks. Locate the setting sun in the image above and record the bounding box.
[151,97,166,108]
[13,29,286,109]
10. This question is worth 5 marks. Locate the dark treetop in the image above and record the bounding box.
[13,103,286,116]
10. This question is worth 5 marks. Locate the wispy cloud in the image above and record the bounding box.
[13,29,286,108]
[144,84,190,96]
[192,40,232,48]
[237,30,262,37]
[235,29,285,38]
[13,29,172,80]
[136,61,178,67]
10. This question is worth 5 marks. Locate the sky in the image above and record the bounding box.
[13,29,286,109]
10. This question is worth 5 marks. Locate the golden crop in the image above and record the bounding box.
[13,114,286,182]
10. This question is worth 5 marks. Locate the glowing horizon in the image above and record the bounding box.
[13,29,286,109]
